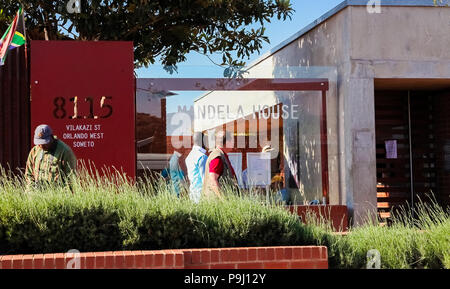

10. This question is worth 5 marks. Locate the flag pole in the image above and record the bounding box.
[20,4,28,69]
[0,8,19,66]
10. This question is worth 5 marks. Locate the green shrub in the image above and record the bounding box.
[412,198,450,269]
[0,168,309,254]
[325,197,450,269]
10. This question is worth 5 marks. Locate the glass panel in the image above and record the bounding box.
[136,65,338,205]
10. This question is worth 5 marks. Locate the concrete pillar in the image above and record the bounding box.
[341,61,378,226]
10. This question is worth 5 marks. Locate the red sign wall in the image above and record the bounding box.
[30,40,135,178]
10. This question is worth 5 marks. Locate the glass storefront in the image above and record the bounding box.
[135,66,338,205]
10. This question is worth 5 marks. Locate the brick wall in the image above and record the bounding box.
[0,246,327,269]
[183,246,327,269]
[287,205,348,232]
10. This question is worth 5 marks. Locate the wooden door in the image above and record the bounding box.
[375,91,437,224]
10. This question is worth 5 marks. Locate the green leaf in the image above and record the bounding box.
[0,0,294,67]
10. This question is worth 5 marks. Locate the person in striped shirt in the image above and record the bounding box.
[25,124,77,190]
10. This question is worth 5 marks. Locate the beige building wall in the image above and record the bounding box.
[345,6,450,224]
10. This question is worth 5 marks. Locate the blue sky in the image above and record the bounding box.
[136,0,344,112]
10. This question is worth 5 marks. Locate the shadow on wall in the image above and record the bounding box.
[270,19,339,204]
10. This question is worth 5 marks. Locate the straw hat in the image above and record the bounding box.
[271,174,284,184]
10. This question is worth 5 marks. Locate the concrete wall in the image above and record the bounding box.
[272,5,450,224]
[346,6,450,224]
[351,6,450,63]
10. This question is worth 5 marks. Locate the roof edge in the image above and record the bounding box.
[245,0,447,70]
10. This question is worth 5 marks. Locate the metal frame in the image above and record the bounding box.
[140,78,330,204]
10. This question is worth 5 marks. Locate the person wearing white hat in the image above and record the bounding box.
[25,124,77,189]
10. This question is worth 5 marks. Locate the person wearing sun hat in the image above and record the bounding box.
[271,174,290,204]
[25,124,77,189]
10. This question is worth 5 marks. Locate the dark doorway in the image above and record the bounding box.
[375,89,450,224]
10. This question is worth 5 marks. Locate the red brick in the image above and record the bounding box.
[236,262,264,269]
[142,251,154,268]
[290,260,315,269]
[248,248,257,261]
[11,255,24,269]
[174,252,184,268]
[182,250,192,264]
[266,248,275,261]
[85,253,96,269]
[316,260,328,269]
[153,252,164,267]
[54,253,65,269]
[302,247,312,259]
[320,247,328,259]
[200,250,211,264]
[0,247,328,270]
[284,247,292,259]
[23,255,34,269]
[80,254,87,269]
[114,252,126,269]
[312,247,321,259]
[321,247,328,260]
[94,252,106,269]
[134,252,145,269]
[263,262,289,269]
[238,248,248,262]
[292,247,302,260]
[191,250,201,264]
[104,252,115,269]
[165,251,175,268]
[230,249,240,262]
[33,254,44,269]
[210,249,220,263]
[275,248,284,260]
[1,256,13,269]
[121,251,134,269]
[257,248,267,261]
[43,254,55,269]
[220,249,232,263]
[124,252,135,269]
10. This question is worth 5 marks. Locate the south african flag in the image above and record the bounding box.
[0,7,26,66]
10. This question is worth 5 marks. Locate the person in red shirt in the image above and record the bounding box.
[202,130,237,198]
[209,151,236,179]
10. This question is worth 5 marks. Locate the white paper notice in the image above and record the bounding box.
[246,152,271,187]
[385,140,397,159]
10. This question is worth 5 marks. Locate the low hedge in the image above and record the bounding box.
[0,169,448,269]
[0,172,313,255]
[307,198,450,269]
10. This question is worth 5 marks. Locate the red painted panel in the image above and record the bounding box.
[287,205,349,232]
[30,41,135,178]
